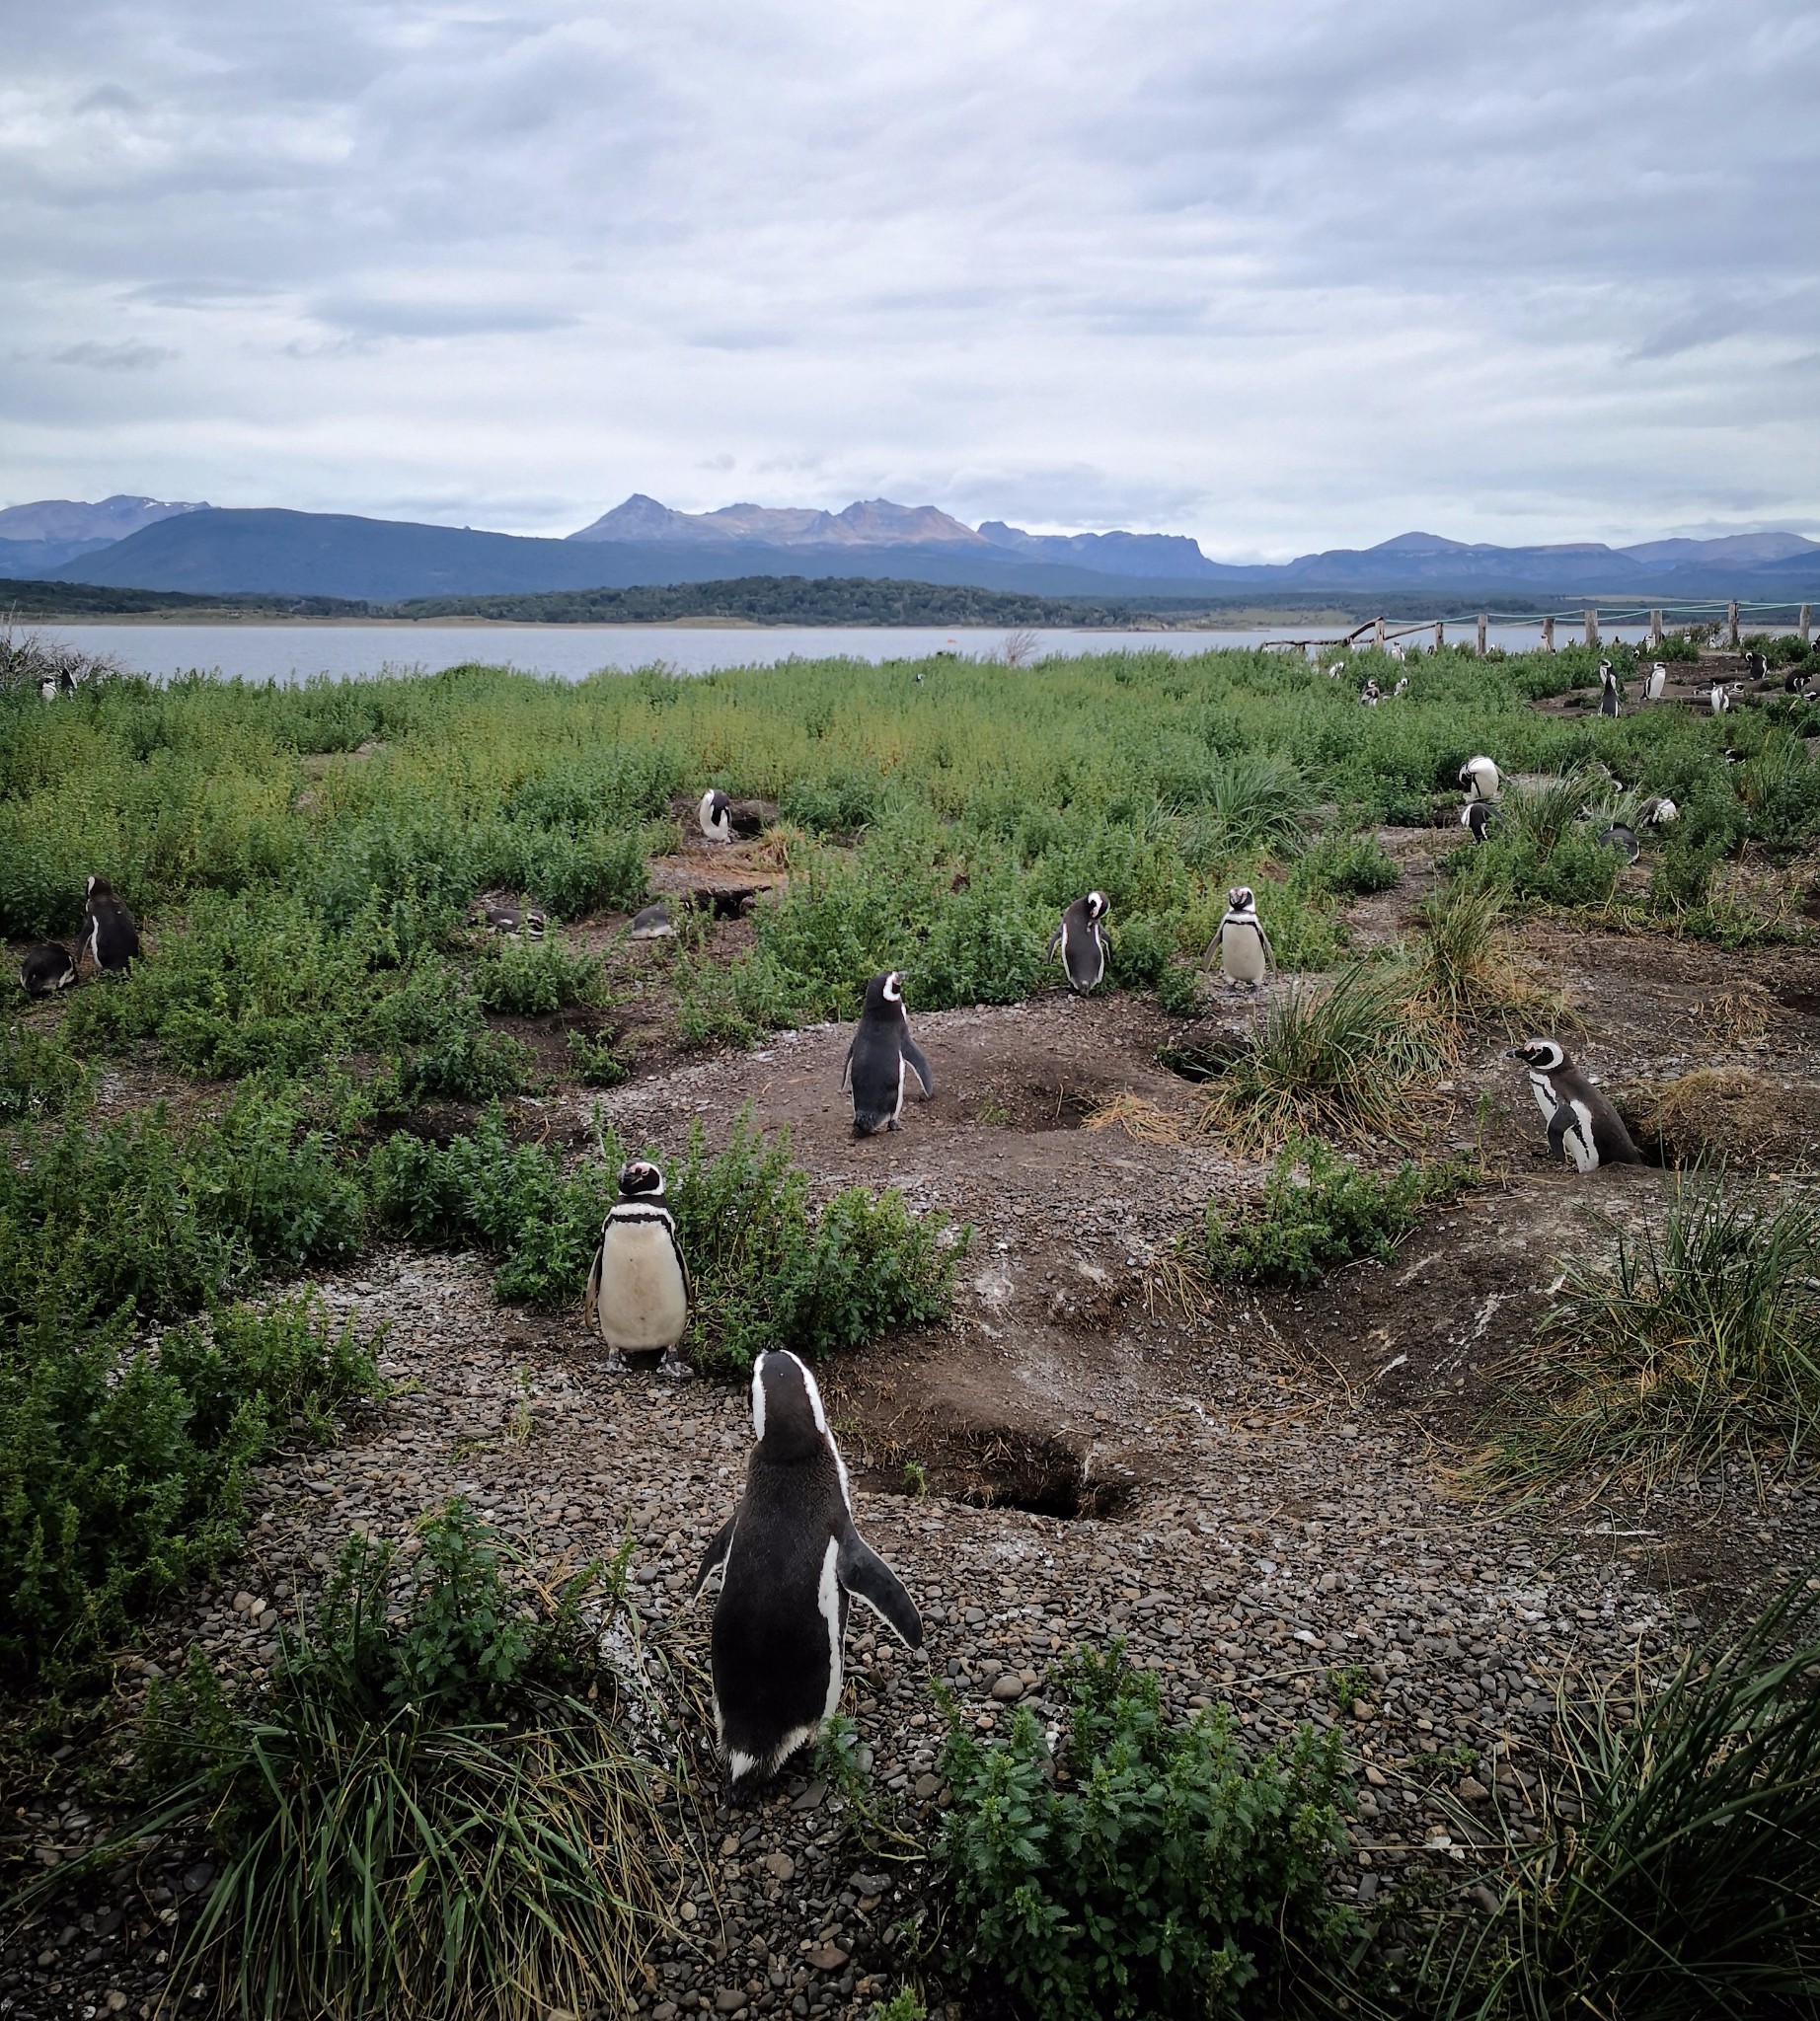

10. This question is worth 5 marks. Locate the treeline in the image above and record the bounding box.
[0,577,372,618]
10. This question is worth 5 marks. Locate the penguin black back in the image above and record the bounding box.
[841,971,934,1134]
[20,943,77,997]
[84,876,139,974]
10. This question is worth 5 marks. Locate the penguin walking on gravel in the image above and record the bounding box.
[1210,885,1271,992]
[693,1349,923,1794]
[83,876,139,974]
[1047,892,1109,996]
[1459,755,1501,803]
[1509,1039,1641,1170]
[583,1160,693,1376]
[841,972,934,1135]
[19,943,77,997]
[1598,660,1621,718]
[1461,800,1497,844]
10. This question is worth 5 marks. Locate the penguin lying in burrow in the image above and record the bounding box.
[842,971,935,1135]
[1595,823,1640,864]
[468,902,547,939]
[1509,1039,1641,1172]
[19,942,78,996]
[1048,891,1109,996]
[583,1160,693,1378]
[628,901,675,940]
[1209,884,1272,992]
[693,1349,923,1795]
[84,876,139,974]
[698,789,775,844]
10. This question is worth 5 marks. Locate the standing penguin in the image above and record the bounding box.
[693,1349,923,1792]
[1210,885,1272,992]
[1358,678,1382,707]
[1645,661,1668,702]
[19,943,77,997]
[1638,795,1678,826]
[1709,681,1732,716]
[583,1160,693,1375]
[1509,1040,1641,1168]
[1461,800,1497,844]
[1459,755,1501,803]
[1047,892,1109,996]
[700,789,735,843]
[841,971,934,1134]
[83,876,139,974]
[1393,675,1409,698]
[1598,660,1621,718]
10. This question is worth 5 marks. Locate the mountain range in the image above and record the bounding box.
[4,492,1817,607]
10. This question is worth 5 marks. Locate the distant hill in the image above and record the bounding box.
[0,494,207,574]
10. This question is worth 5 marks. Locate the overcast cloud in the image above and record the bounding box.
[3,0,1816,556]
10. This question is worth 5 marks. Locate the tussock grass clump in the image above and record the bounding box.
[1206,1135,1471,1287]
[1625,1066,1794,1170]
[1190,750,1318,855]
[1403,882,1564,1039]
[1422,1578,1820,2020]
[938,1641,1354,2021]
[1197,962,1447,1152]
[126,1501,683,2021]
[1479,1176,1820,1498]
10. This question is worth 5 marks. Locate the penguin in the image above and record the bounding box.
[629,901,675,940]
[1638,795,1678,826]
[1461,800,1497,844]
[1393,675,1409,698]
[583,1160,693,1375]
[693,1349,923,1794]
[1459,755,1501,803]
[83,876,139,974]
[1645,661,1668,702]
[1596,823,1639,864]
[1709,681,1732,716]
[841,971,934,1134]
[1508,1040,1641,1167]
[19,942,77,997]
[38,674,57,703]
[1326,661,1345,680]
[1047,891,1108,996]
[698,790,770,844]
[1386,640,1406,663]
[1210,885,1271,991]
[1743,649,1769,683]
[1597,660,1621,718]
[1786,666,1809,697]
[469,903,546,938]
[1358,679,1381,707]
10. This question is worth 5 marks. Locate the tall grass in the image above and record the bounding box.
[1403,882,1563,1038]
[1479,1175,1820,1499]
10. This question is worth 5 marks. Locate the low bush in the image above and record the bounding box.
[472,934,605,1015]
[939,1642,1354,2021]
[1479,1174,1820,1498]
[124,1501,679,2021]
[1206,1136,1469,1287]
[0,1291,378,1686]
[1293,829,1401,899]
[0,1014,90,1124]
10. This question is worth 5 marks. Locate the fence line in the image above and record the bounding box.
[1264,597,1814,655]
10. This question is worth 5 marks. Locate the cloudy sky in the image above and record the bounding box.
[4,0,1816,557]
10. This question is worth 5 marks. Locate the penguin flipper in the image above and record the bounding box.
[691,1515,736,1601]
[583,1242,602,1332]
[837,1530,923,1648]
[901,1034,935,1098]
[839,1036,855,1093]
[1045,925,1062,962]
[667,1222,694,1310]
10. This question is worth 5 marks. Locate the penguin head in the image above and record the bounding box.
[879,970,905,1006]
[617,1160,666,1203]
[1085,891,1107,922]
[85,874,114,904]
[749,1349,828,1461]
[1510,1039,1567,1072]
[1226,885,1255,914]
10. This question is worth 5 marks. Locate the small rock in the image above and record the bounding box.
[106,1994,128,2014]
[763,1851,796,1882]
[791,1778,827,1812]
[183,1861,215,1894]
[914,1773,941,1800]
[852,1871,889,1896]
[1458,1775,1490,1802]
[805,1944,849,1972]
[990,1674,1024,1702]
[715,1991,745,2014]
[1364,1764,1387,1787]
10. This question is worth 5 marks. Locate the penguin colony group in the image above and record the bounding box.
[16,876,139,996]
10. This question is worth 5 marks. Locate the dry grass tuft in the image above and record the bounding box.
[1401,881,1566,1043]
[1708,979,1776,1047]
[1625,1066,1798,1170]
[1085,1092,1185,1143]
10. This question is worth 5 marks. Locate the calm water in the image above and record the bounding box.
[46,619,1691,684]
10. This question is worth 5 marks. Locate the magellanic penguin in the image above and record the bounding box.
[694,1350,922,1793]
[19,942,77,997]
[1509,1040,1641,1169]
[83,876,139,974]
[1709,681,1732,716]
[1461,800,1497,844]
[469,902,546,938]
[1638,795,1678,825]
[629,901,675,940]
[1210,885,1271,992]
[698,790,771,844]
[1393,675,1410,698]
[1596,823,1639,864]
[583,1160,693,1375]
[1598,660,1621,718]
[1459,755,1501,803]
[1358,678,1381,707]
[1645,661,1668,702]
[841,971,934,1135]
[1047,891,1109,996]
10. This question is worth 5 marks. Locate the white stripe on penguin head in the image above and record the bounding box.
[750,1357,766,1441]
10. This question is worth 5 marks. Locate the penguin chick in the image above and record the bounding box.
[1459,755,1501,803]
[694,1350,922,1794]
[583,1160,692,1376]
[1047,891,1109,996]
[1509,1040,1641,1167]
[1209,885,1271,992]
[841,971,934,1134]
[1461,800,1497,844]
[19,942,77,997]
[83,876,139,974]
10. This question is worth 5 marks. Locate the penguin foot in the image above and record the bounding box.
[602,1348,630,1375]
[658,1354,694,1382]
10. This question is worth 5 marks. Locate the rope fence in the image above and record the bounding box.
[1263,597,1815,656]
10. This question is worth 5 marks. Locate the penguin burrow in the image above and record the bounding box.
[1209,884,1271,991]
[693,1349,923,1794]
[583,1160,693,1375]
[83,876,139,974]
[1509,1039,1642,1171]
[841,971,935,1134]
[1047,891,1109,996]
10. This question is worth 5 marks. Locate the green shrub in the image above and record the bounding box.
[0,1014,90,1123]
[1206,1136,1469,1287]
[1293,829,1400,899]
[473,935,604,1015]
[566,1029,630,1085]
[0,1291,378,1686]
[939,1643,1354,2021]
[123,1502,678,2021]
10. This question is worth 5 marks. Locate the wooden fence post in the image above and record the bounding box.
[1650,609,1663,648]
[1727,600,1739,647]
[1542,616,1555,652]
[1584,608,1598,648]
[1433,621,1444,651]
[1801,604,1811,646]
[1476,614,1487,655]
[1373,617,1386,651]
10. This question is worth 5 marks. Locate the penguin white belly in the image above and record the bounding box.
[592,1222,689,1352]
[1222,919,1265,985]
